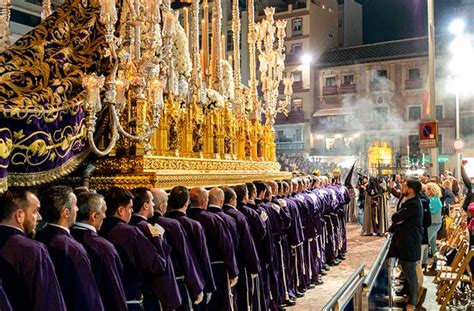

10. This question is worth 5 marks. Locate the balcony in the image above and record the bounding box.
[322,86,338,96]
[285,53,300,64]
[339,84,356,94]
[275,110,306,124]
[276,142,305,152]
[405,79,423,90]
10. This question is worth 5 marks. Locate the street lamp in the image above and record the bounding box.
[301,53,313,66]
[447,19,473,180]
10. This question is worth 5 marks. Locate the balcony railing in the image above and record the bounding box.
[322,86,338,96]
[370,81,391,92]
[276,110,305,123]
[405,79,423,90]
[276,142,305,151]
[339,84,356,94]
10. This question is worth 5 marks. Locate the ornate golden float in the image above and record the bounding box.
[0,0,292,191]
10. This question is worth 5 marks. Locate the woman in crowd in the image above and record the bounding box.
[441,179,455,215]
[424,182,443,266]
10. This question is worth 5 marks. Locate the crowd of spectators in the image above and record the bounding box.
[277,154,348,176]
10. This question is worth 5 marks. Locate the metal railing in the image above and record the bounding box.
[362,234,393,309]
[323,235,393,311]
[322,264,365,311]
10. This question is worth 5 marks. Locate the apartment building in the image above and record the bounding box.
[311,36,473,173]
[265,0,362,156]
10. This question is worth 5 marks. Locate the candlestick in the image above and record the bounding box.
[203,0,209,85]
[183,7,189,37]
[221,34,225,60]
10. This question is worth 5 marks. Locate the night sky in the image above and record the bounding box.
[358,0,463,44]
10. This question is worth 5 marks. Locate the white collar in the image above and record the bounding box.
[73,222,97,233]
[48,223,70,234]
[0,224,24,233]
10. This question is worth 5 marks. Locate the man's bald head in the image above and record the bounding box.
[150,188,168,214]
[189,187,209,209]
[267,180,278,196]
[208,187,224,207]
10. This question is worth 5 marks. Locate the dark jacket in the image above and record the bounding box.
[388,195,424,261]
[419,192,432,245]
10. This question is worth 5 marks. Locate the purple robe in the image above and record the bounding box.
[0,226,66,311]
[0,278,12,311]
[99,217,168,310]
[35,225,103,311]
[246,200,273,311]
[223,204,261,311]
[167,210,215,295]
[128,215,181,311]
[187,207,238,311]
[71,224,128,311]
[149,212,204,311]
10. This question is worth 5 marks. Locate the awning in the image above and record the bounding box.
[312,108,353,117]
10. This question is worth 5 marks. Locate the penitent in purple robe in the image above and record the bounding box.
[100,217,168,311]
[149,212,204,311]
[35,224,103,311]
[187,207,238,311]
[167,210,216,298]
[71,223,128,311]
[128,215,180,311]
[223,204,261,311]
[0,225,66,311]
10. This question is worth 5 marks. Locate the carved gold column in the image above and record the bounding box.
[190,0,201,103]
[41,0,51,20]
[232,0,241,88]
[247,0,259,120]
[211,0,223,93]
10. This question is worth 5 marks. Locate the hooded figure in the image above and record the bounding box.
[361,177,389,235]
[344,162,358,222]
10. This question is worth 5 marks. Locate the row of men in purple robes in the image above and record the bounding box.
[0,175,350,311]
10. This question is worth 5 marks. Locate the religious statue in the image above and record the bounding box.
[245,133,252,159]
[224,127,231,154]
[168,119,180,151]
[213,124,219,154]
[257,138,264,159]
[192,121,203,153]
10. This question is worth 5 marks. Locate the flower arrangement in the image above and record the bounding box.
[201,88,225,110]
[220,59,234,100]
[172,23,191,78]
[234,85,252,114]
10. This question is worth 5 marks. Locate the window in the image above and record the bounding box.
[324,76,337,87]
[342,74,354,85]
[292,71,302,82]
[436,104,443,120]
[227,30,233,51]
[277,130,284,141]
[374,69,388,79]
[295,129,302,142]
[374,107,388,122]
[291,43,303,54]
[292,18,303,35]
[408,135,420,158]
[408,106,421,121]
[292,98,303,111]
[438,134,443,153]
[408,68,421,80]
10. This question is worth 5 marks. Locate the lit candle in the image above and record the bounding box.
[221,34,225,60]
[203,1,209,82]
[200,49,205,80]
[183,7,189,37]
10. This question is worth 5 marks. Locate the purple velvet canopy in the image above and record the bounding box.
[0,0,109,191]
